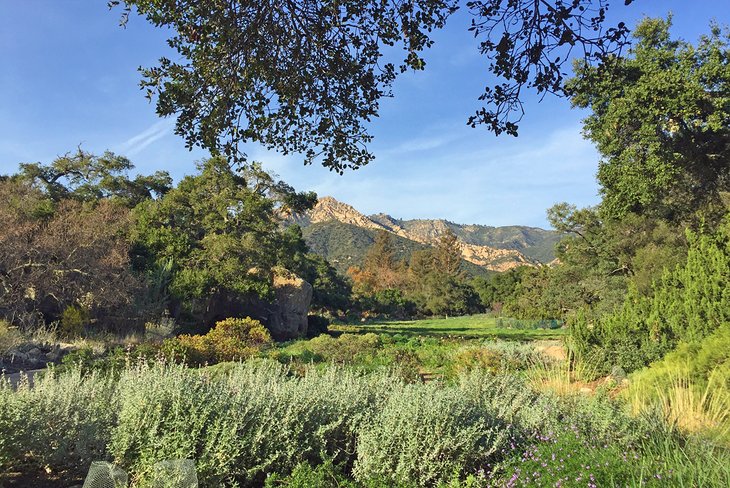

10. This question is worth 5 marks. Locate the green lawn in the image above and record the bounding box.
[331,314,566,341]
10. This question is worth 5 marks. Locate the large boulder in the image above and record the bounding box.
[200,268,313,340]
[266,269,313,340]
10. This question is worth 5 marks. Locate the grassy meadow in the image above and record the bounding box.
[331,314,565,340]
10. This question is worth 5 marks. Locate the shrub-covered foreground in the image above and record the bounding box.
[1,361,729,487]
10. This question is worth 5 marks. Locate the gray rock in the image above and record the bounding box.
[9,351,27,362]
[27,347,43,359]
[28,358,45,368]
[609,365,627,383]
[267,269,313,340]
[45,350,60,362]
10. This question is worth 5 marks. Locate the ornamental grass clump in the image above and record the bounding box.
[627,324,730,444]
[629,371,730,445]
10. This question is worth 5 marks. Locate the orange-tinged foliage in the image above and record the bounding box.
[162,317,272,365]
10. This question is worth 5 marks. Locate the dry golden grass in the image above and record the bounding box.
[526,353,600,397]
[628,370,730,445]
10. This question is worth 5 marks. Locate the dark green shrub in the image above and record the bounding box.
[371,289,416,317]
[264,461,362,488]
[60,346,97,371]
[60,305,90,338]
[570,218,730,375]
[306,314,330,338]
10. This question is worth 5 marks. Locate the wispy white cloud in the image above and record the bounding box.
[115,118,175,157]
[324,124,599,227]
[383,130,467,155]
[225,123,600,228]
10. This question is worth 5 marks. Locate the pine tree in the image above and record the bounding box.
[570,216,730,374]
[434,230,463,279]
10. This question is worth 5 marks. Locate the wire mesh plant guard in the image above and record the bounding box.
[81,459,198,488]
[82,461,128,488]
[151,459,198,488]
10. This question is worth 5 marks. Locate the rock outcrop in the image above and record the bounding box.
[1,342,72,374]
[266,269,313,340]
[289,196,552,272]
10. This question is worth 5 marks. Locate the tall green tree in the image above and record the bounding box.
[434,230,463,279]
[570,215,730,375]
[471,266,526,312]
[132,157,316,323]
[547,203,686,303]
[513,19,727,322]
[567,17,730,222]
[407,231,480,316]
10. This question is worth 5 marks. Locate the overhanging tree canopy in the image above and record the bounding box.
[110,0,633,171]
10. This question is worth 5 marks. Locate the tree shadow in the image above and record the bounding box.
[337,325,564,341]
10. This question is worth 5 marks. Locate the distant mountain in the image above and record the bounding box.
[375,217,562,264]
[289,196,561,274]
[301,221,493,277]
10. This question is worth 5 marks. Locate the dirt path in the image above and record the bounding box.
[3,368,46,389]
[533,340,567,361]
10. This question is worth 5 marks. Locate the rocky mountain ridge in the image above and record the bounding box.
[290,197,560,272]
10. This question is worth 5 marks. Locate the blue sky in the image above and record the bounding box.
[1,1,728,228]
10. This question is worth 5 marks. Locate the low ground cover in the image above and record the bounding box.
[331,314,565,340]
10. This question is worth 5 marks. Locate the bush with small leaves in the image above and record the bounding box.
[354,383,509,486]
[264,461,361,488]
[160,333,213,366]
[205,317,272,361]
[109,360,401,486]
[60,305,91,338]
[0,368,117,474]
